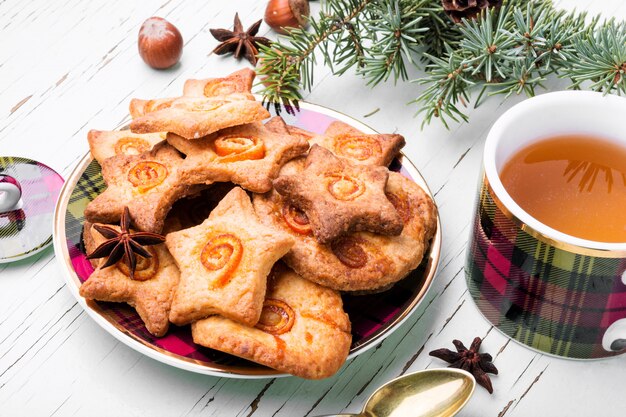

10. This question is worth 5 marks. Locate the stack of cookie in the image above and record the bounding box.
[80,69,436,379]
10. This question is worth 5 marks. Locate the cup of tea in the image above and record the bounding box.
[466,91,626,359]
[0,174,22,213]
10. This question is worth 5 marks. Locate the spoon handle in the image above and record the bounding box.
[313,414,358,417]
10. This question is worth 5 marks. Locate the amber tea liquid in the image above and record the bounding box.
[499,135,626,243]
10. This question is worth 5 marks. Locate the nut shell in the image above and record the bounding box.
[264,0,310,34]
[138,17,183,69]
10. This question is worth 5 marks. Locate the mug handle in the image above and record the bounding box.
[603,300,626,352]
[0,176,22,212]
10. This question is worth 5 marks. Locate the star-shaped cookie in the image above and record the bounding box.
[167,117,309,193]
[183,68,255,97]
[311,121,405,167]
[166,187,294,326]
[273,145,404,243]
[129,69,256,118]
[87,129,166,165]
[79,224,180,337]
[130,93,270,139]
[191,263,352,379]
[84,141,201,233]
[255,171,438,291]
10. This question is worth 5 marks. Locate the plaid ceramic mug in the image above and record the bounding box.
[466,91,626,359]
[0,174,22,213]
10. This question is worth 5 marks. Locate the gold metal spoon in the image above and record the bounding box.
[317,368,475,417]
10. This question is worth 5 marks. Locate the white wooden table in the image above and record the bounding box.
[1,1,625,416]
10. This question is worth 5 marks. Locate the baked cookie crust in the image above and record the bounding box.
[191,264,352,379]
[130,94,270,139]
[166,187,294,326]
[84,141,200,233]
[87,129,166,165]
[273,145,404,243]
[168,117,309,193]
[129,97,178,119]
[310,121,405,167]
[183,68,255,97]
[255,170,437,291]
[79,224,180,337]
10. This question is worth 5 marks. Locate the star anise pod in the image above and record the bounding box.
[86,207,165,279]
[429,337,499,393]
[209,13,271,66]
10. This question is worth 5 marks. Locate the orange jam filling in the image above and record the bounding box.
[255,299,295,335]
[326,175,365,201]
[331,236,368,268]
[146,98,175,113]
[281,203,311,235]
[386,191,411,224]
[335,135,381,161]
[190,100,227,112]
[128,161,168,193]
[116,247,159,281]
[200,233,243,287]
[204,81,237,97]
[214,135,265,162]
[114,137,151,156]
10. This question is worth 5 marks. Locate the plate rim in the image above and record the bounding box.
[52,100,442,379]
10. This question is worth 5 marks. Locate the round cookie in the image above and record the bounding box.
[254,166,437,292]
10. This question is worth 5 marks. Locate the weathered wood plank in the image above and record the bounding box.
[1,1,626,416]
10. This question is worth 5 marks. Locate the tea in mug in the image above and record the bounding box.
[499,135,626,243]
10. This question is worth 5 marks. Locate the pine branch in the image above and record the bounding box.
[257,0,448,111]
[413,47,472,128]
[358,0,427,85]
[256,0,371,113]
[567,21,626,95]
[421,8,463,58]
[256,0,626,129]
[412,0,618,128]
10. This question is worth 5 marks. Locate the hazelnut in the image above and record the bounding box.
[138,17,183,69]
[264,0,310,35]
